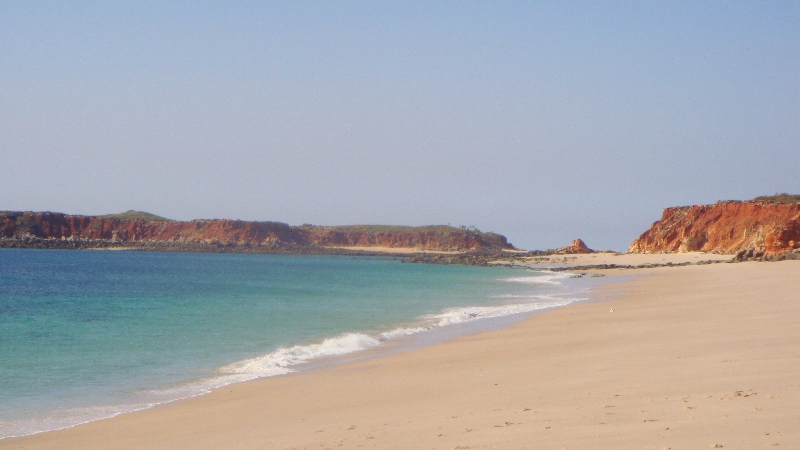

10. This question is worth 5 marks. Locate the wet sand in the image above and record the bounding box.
[3,258,798,449]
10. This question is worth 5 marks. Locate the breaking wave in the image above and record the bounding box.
[503,271,571,285]
[220,333,381,378]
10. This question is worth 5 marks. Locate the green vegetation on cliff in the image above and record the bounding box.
[752,193,800,204]
[99,210,174,221]
[297,224,473,234]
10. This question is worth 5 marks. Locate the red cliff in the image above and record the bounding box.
[0,211,515,252]
[0,211,304,246]
[628,201,800,255]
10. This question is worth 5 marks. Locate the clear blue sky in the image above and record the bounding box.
[1,2,798,250]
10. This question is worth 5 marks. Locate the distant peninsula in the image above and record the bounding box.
[0,210,516,254]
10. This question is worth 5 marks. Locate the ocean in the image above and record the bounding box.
[0,249,586,439]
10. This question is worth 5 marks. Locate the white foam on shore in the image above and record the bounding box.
[220,333,381,378]
[379,326,428,340]
[427,298,576,327]
[503,271,571,285]
[376,296,578,340]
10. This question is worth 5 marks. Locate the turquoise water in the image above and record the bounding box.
[0,249,580,438]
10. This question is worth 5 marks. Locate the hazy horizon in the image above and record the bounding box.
[2,2,798,251]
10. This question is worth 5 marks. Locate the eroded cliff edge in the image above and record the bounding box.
[628,200,800,255]
[0,211,515,253]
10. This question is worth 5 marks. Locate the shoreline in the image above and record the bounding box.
[3,258,799,449]
[0,258,591,441]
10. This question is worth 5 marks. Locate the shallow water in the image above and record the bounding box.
[0,249,585,438]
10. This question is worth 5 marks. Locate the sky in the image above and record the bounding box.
[1,2,798,251]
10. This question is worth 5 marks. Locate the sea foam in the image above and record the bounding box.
[427,298,576,327]
[503,271,571,285]
[220,333,381,378]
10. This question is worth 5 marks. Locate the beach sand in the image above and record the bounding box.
[508,250,734,268]
[3,258,798,449]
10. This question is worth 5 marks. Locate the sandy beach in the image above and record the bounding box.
[3,257,798,450]
[508,250,734,268]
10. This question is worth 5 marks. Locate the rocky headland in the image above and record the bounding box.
[628,196,800,261]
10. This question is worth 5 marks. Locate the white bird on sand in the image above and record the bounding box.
[609,308,614,313]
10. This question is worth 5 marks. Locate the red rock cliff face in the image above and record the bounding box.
[628,202,800,255]
[0,212,514,251]
[0,212,303,246]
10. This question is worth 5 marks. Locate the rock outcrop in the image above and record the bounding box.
[510,239,598,258]
[628,201,800,255]
[565,238,593,254]
[0,211,515,252]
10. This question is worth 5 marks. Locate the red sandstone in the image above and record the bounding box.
[0,212,514,251]
[628,201,800,255]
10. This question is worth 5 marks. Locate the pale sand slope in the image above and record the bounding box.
[4,261,799,450]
